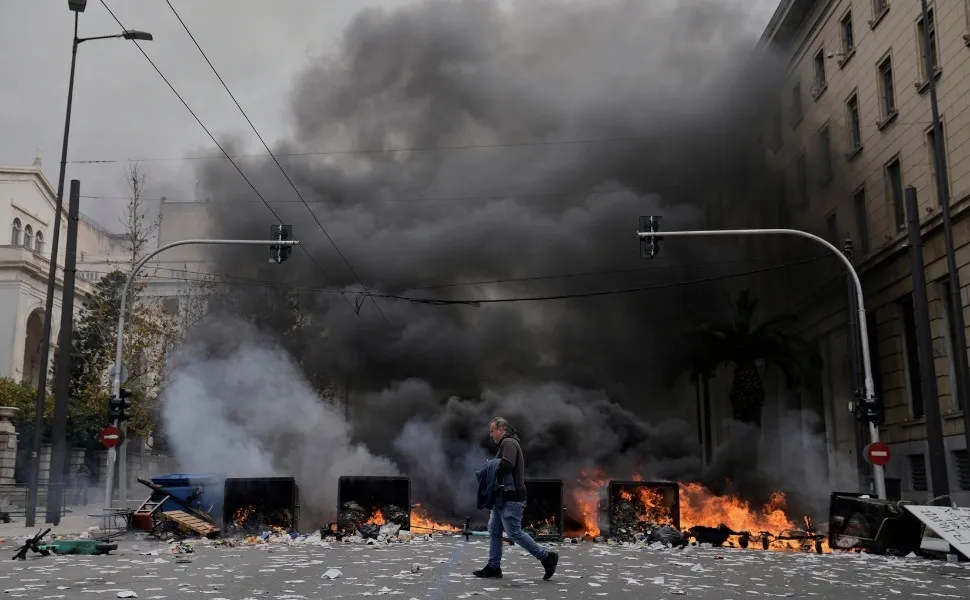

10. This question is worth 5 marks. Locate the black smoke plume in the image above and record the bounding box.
[160,0,834,526]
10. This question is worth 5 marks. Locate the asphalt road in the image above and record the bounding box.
[0,534,967,599]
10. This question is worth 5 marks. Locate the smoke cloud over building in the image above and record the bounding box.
[157,0,831,523]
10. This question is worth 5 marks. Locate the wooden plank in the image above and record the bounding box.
[161,510,221,536]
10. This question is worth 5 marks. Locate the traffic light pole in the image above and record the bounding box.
[105,236,299,511]
[636,224,887,500]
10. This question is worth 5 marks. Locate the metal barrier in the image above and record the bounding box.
[0,484,71,517]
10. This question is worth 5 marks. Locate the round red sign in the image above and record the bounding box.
[864,442,891,467]
[99,425,121,449]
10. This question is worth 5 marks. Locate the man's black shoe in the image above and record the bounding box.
[473,565,503,578]
[541,551,558,580]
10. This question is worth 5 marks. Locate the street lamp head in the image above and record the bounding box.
[68,0,87,12]
[122,30,153,41]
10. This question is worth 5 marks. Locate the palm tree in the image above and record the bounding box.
[667,289,822,429]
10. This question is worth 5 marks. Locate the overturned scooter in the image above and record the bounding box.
[12,528,117,560]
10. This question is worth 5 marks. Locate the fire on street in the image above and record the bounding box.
[0,534,966,599]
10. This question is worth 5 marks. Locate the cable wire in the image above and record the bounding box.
[97,0,360,319]
[133,253,832,305]
[161,0,389,324]
[366,254,831,306]
[121,252,824,294]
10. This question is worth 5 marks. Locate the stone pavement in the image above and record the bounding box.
[0,534,967,599]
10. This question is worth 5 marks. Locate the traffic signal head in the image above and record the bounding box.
[270,224,293,264]
[638,215,664,259]
[108,389,133,423]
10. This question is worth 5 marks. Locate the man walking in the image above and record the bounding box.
[473,417,558,580]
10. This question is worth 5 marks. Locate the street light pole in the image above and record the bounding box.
[919,0,970,456]
[24,10,81,529]
[637,225,887,500]
[104,237,299,510]
[23,2,153,526]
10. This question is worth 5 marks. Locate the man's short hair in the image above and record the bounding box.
[489,417,510,432]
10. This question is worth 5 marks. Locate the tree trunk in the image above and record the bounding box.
[729,359,765,427]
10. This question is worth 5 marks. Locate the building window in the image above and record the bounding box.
[34,231,44,255]
[23,225,32,249]
[955,449,970,491]
[11,218,21,246]
[826,211,838,243]
[873,0,888,16]
[163,297,180,316]
[939,278,962,410]
[854,187,870,254]
[917,8,939,81]
[900,294,926,420]
[812,49,827,98]
[926,121,947,204]
[878,56,896,119]
[846,94,862,151]
[885,158,904,231]
[791,82,803,125]
[908,454,928,492]
[769,109,783,151]
[794,153,808,208]
[818,124,833,184]
[841,11,855,55]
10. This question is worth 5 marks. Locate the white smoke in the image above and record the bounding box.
[160,316,399,526]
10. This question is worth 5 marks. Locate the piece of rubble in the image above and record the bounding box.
[117,592,137,598]
[322,568,342,580]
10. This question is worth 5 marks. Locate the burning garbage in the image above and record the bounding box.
[569,470,830,553]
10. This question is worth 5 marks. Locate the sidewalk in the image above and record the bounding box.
[0,511,104,540]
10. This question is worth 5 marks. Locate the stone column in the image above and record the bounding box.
[0,407,19,485]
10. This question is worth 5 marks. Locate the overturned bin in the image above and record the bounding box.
[523,479,565,541]
[608,480,680,537]
[338,476,411,533]
[224,477,300,532]
[828,492,924,555]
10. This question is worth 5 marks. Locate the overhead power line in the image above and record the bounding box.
[97,0,359,319]
[126,252,824,294]
[366,254,831,306]
[134,253,831,305]
[161,0,389,324]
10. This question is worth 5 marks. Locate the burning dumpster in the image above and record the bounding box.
[828,492,924,555]
[224,477,300,532]
[337,476,411,533]
[608,480,680,538]
[523,479,565,541]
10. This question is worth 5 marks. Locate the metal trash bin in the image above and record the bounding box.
[828,492,924,555]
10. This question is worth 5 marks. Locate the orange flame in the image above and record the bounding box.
[365,509,386,526]
[410,506,461,533]
[570,472,829,552]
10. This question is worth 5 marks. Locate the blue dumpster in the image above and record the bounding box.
[149,473,225,522]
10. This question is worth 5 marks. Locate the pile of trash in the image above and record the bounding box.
[523,521,560,538]
[324,521,435,545]
[337,501,408,532]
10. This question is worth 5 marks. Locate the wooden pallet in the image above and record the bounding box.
[161,510,221,537]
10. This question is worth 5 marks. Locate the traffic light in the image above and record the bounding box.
[270,224,293,264]
[638,215,663,259]
[852,389,884,425]
[108,388,133,423]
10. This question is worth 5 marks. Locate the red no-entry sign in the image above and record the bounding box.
[865,442,891,466]
[99,425,121,449]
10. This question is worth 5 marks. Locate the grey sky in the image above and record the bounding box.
[0,0,779,231]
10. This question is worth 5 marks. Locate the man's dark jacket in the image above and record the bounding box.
[476,458,515,510]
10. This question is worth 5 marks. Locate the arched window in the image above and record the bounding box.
[22,225,32,249]
[34,231,44,255]
[11,219,21,245]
